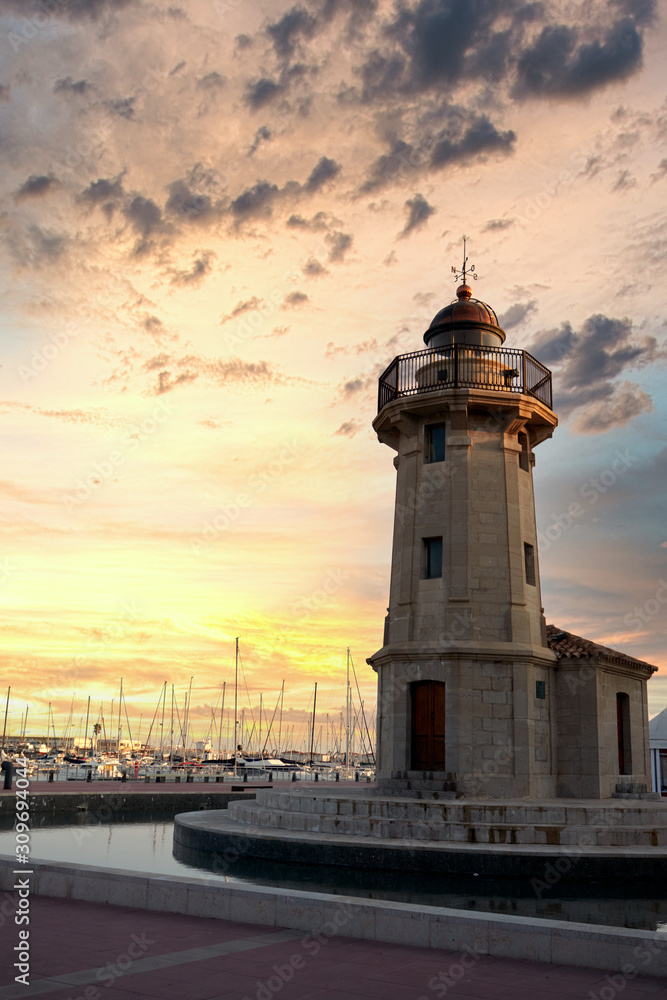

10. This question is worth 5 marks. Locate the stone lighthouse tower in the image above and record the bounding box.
[368,246,559,798]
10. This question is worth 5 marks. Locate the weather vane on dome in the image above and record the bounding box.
[451,234,478,285]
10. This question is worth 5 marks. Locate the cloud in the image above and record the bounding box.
[304,156,341,192]
[106,96,136,120]
[482,217,515,232]
[286,211,331,230]
[499,300,537,329]
[267,6,318,59]
[15,175,58,201]
[197,72,225,90]
[170,251,214,286]
[527,312,667,432]
[248,126,272,156]
[245,78,284,109]
[514,19,644,98]
[302,259,328,277]
[650,159,667,183]
[334,419,363,437]
[53,77,92,96]
[570,381,653,434]
[399,193,435,237]
[78,176,125,218]
[325,231,352,262]
[144,355,282,396]
[230,181,280,221]
[124,195,164,238]
[7,225,67,268]
[612,168,637,191]
[282,291,309,308]
[220,297,264,325]
[165,180,220,225]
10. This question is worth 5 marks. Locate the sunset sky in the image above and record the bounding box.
[1,0,666,747]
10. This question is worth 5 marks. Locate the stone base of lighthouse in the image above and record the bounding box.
[372,642,559,801]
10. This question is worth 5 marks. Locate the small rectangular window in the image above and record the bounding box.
[424,537,443,579]
[425,424,446,464]
[536,680,546,699]
[524,543,536,586]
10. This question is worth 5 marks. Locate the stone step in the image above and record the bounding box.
[243,790,667,827]
[225,800,667,846]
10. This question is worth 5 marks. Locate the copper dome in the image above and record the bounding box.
[424,283,505,349]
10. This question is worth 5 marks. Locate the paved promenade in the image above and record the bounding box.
[1,896,665,1000]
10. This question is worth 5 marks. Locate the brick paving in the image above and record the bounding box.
[1,896,666,1000]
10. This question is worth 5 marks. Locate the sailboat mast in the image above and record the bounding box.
[219,682,226,756]
[83,696,91,757]
[117,679,123,756]
[346,648,351,776]
[234,637,239,777]
[1,686,9,751]
[170,685,174,764]
[309,683,317,764]
[278,680,284,756]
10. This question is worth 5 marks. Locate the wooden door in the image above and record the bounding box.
[411,681,446,771]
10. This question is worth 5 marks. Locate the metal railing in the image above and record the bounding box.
[377,344,552,413]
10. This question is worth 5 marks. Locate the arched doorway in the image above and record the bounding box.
[411,680,446,771]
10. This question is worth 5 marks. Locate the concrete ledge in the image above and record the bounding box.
[1,854,664,975]
[174,808,667,878]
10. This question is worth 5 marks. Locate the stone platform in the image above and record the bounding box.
[174,785,667,880]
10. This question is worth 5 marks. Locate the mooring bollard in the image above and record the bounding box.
[86,770,92,783]
[291,772,296,782]
[315,772,319,782]
[335,771,340,782]
[48,771,54,783]
[355,771,359,782]
[268,772,273,782]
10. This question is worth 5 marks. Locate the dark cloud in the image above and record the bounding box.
[334,419,362,437]
[229,181,280,221]
[286,211,331,230]
[650,158,667,183]
[146,355,280,395]
[431,116,516,168]
[78,176,125,218]
[612,169,637,191]
[124,195,164,238]
[2,0,134,18]
[302,258,328,277]
[245,78,283,109]
[53,77,91,96]
[8,224,67,268]
[362,115,515,192]
[248,126,272,156]
[499,300,537,329]
[326,231,352,262]
[165,180,218,224]
[170,252,214,286]
[399,193,435,237]
[236,34,253,50]
[197,72,225,90]
[15,175,58,200]
[220,297,264,325]
[482,217,515,232]
[106,97,136,119]
[527,313,667,432]
[268,6,318,59]
[570,382,653,434]
[282,291,309,308]
[514,19,643,98]
[304,156,341,192]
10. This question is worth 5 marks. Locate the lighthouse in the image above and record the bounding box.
[369,244,561,798]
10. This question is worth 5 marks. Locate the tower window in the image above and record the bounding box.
[425,424,446,464]
[518,433,530,472]
[536,680,546,699]
[424,537,443,579]
[617,693,632,775]
[524,543,536,586]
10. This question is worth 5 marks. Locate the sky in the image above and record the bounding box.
[0,0,666,748]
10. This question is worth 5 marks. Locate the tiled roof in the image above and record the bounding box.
[546,624,658,673]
